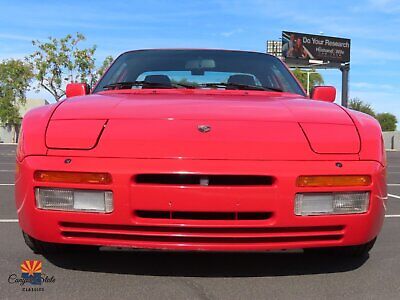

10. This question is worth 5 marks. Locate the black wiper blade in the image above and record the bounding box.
[103,81,143,89]
[102,81,283,92]
[259,86,283,92]
[199,82,283,92]
[171,82,197,89]
[103,81,183,90]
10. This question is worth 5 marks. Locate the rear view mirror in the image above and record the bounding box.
[185,59,216,69]
[311,86,336,103]
[66,83,89,98]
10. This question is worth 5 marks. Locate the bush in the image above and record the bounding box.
[376,113,397,131]
[348,98,376,117]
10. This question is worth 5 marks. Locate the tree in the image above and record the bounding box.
[292,68,324,94]
[348,98,397,131]
[348,98,376,117]
[96,55,114,78]
[376,113,397,131]
[0,59,33,141]
[28,33,102,101]
[171,78,199,87]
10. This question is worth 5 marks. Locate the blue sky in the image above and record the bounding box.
[0,0,399,119]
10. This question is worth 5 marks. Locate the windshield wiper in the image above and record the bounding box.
[103,81,138,90]
[102,81,196,90]
[199,82,283,92]
[102,81,283,92]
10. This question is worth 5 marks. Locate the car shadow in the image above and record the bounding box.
[43,248,368,277]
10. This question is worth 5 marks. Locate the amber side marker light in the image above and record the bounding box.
[297,175,371,187]
[34,171,112,184]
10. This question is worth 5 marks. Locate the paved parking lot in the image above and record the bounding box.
[0,144,399,299]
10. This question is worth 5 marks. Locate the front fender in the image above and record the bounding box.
[344,109,385,166]
[17,101,63,162]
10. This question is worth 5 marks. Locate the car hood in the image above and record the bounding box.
[51,92,352,123]
[46,91,360,160]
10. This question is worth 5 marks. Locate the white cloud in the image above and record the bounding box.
[351,82,396,90]
[0,33,34,42]
[368,0,400,12]
[220,28,244,37]
[0,52,29,60]
[350,47,400,66]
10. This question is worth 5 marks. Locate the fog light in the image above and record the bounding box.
[295,192,369,216]
[35,188,113,213]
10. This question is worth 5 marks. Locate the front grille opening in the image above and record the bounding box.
[136,210,170,219]
[62,231,343,244]
[134,174,274,186]
[173,211,236,220]
[237,212,272,220]
[135,210,272,220]
[60,222,345,234]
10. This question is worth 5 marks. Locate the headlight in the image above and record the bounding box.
[35,188,113,213]
[295,192,369,216]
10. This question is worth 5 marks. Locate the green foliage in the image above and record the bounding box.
[28,33,98,101]
[292,68,324,93]
[376,112,397,131]
[97,56,114,78]
[348,98,376,117]
[349,98,398,131]
[0,59,33,126]
[171,78,199,86]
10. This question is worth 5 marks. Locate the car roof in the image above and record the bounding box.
[120,48,277,59]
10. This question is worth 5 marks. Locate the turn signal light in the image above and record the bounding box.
[34,171,112,184]
[297,175,371,187]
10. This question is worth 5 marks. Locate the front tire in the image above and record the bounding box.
[333,237,377,257]
[22,231,99,254]
[304,237,377,258]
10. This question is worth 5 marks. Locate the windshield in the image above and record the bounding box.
[93,49,305,96]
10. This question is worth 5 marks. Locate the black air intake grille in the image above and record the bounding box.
[134,174,274,186]
[135,210,273,220]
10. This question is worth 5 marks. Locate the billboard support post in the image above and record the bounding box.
[340,63,350,108]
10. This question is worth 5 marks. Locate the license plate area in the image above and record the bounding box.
[130,185,277,223]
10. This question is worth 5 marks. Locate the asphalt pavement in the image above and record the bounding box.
[1,144,399,300]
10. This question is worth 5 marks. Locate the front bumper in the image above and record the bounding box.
[15,156,386,251]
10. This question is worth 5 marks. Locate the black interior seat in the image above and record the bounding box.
[227,74,256,86]
[143,75,172,88]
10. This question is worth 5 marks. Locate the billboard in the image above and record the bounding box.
[282,31,350,63]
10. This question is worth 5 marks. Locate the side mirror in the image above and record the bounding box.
[66,83,89,98]
[311,86,336,102]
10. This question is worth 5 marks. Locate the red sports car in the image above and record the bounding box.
[16,49,386,257]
